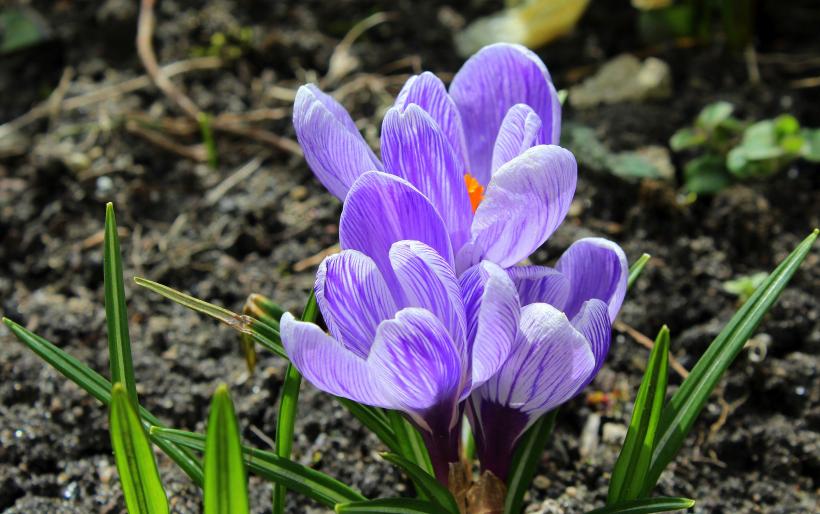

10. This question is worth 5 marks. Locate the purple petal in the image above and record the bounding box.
[369,308,463,431]
[394,72,471,174]
[293,85,383,201]
[449,43,561,185]
[476,303,594,415]
[340,172,454,305]
[459,262,519,390]
[381,105,473,254]
[389,241,467,358]
[281,313,394,409]
[456,145,577,273]
[506,265,570,310]
[491,104,546,175]
[556,238,628,322]
[571,299,612,391]
[315,250,398,359]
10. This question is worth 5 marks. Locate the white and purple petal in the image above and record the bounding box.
[556,238,629,322]
[491,104,546,175]
[459,261,519,391]
[506,265,570,310]
[456,145,577,273]
[281,313,394,409]
[293,85,383,201]
[449,43,561,185]
[340,172,454,305]
[368,308,463,432]
[571,299,612,391]
[394,72,471,174]
[381,105,473,254]
[315,250,398,359]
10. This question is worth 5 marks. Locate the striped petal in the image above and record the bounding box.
[491,104,546,175]
[556,238,629,322]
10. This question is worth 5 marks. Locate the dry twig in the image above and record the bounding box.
[204,152,270,206]
[612,320,690,379]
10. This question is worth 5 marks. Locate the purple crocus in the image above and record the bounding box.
[464,238,628,481]
[293,43,571,275]
[281,173,519,485]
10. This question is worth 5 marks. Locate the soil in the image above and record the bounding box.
[1,1,820,513]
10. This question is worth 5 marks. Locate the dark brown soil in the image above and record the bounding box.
[1,1,819,513]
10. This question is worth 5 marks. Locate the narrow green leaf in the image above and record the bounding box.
[3,318,204,487]
[335,498,454,514]
[504,409,559,514]
[135,277,288,359]
[607,327,670,504]
[387,409,434,477]
[642,230,818,496]
[462,417,475,462]
[204,385,249,514]
[150,427,366,507]
[585,497,694,514]
[628,254,651,291]
[246,293,287,325]
[104,204,139,408]
[110,383,169,514]
[336,397,400,454]
[273,291,319,514]
[380,453,460,514]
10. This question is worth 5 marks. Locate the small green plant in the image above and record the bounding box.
[633,0,753,51]
[191,27,253,60]
[670,102,820,194]
[723,271,768,305]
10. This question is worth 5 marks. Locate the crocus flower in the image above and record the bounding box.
[464,238,628,481]
[293,43,570,275]
[281,172,518,485]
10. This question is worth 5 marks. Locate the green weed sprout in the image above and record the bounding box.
[670,101,820,194]
[723,271,769,305]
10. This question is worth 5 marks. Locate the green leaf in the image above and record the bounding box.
[779,134,804,155]
[247,293,288,323]
[628,254,651,292]
[684,154,731,194]
[725,147,749,174]
[504,409,559,514]
[134,277,288,360]
[740,120,783,160]
[104,204,139,408]
[669,128,705,152]
[387,410,434,477]
[110,383,169,514]
[607,327,670,504]
[642,230,818,496]
[462,417,475,462]
[801,128,820,162]
[696,101,734,131]
[150,427,366,507]
[273,291,319,514]
[774,114,800,138]
[336,397,400,455]
[204,385,249,514]
[335,498,454,514]
[380,453,460,514]
[585,497,695,514]
[3,318,205,487]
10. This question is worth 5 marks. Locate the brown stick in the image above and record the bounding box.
[612,320,690,379]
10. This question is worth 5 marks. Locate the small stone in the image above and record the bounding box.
[533,475,551,489]
[63,153,92,173]
[290,185,309,201]
[602,422,629,445]
[569,54,672,109]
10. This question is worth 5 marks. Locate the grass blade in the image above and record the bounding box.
[335,498,454,514]
[3,318,205,487]
[110,383,169,514]
[336,397,400,454]
[584,497,694,514]
[204,385,249,514]
[643,230,818,495]
[380,453,460,514]
[607,327,670,504]
[387,409,434,476]
[628,254,651,291]
[134,277,288,359]
[245,293,287,328]
[273,291,319,514]
[504,409,558,514]
[150,427,366,507]
[104,203,139,407]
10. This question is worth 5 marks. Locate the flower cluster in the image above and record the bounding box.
[282,43,627,485]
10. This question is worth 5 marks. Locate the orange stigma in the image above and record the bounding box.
[464,173,484,214]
